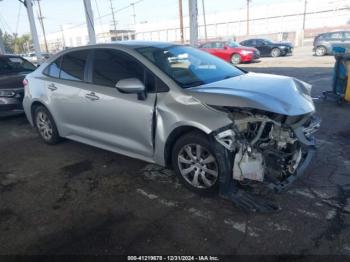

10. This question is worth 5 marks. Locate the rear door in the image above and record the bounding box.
[255,40,270,56]
[327,32,344,50]
[43,50,91,135]
[211,42,227,59]
[78,48,157,158]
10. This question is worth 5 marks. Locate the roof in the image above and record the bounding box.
[0,54,22,58]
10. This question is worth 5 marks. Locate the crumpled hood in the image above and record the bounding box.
[186,72,315,116]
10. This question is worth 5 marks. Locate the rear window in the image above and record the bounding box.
[44,57,61,78]
[0,56,35,74]
[60,50,89,81]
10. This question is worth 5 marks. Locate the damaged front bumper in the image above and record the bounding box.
[214,112,321,193]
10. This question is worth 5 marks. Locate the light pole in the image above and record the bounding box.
[189,0,198,46]
[178,0,184,43]
[83,0,96,44]
[25,0,43,62]
[202,0,207,41]
[246,0,251,36]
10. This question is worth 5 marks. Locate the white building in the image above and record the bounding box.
[40,0,350,52]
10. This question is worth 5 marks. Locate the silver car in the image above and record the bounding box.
[23,41,320,211]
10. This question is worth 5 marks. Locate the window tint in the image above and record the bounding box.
[255,40,264,46]
[44,57,61,78]
[343,32,350,39]
[213,42,224,48]
[201,43,212,48]
[329,32,342,39]
[60,50,88,81]
[92,49,143,88]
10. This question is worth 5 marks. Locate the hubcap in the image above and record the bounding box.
[178,144,218,189]
[36,111,53,140]
[231,55,240,64]
[272,49,280,57]
[316,47,325,56]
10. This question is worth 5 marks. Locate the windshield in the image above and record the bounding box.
[136,45,244,88]
[0,56,36,74]
[226,42,240,48]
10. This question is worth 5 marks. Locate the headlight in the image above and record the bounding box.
[241,50,253,55]
[0,90,16,97]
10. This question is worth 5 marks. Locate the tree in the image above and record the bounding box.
[0,30,32,54]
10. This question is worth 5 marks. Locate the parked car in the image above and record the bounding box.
[23,52,51,65]
[0,55,36,115]
[199,41,260,64]
[313,31,350,56]
[23,41,319,209]
[240,38,293,57]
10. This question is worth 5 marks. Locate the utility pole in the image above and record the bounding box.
[109,0,117,30]
[178,0,184,43]
[246,0,251,36]
[25,0,43,62]
[0,30,5,54]
[302,0,307,30]
[131,2,136,26]
[202,0,207,41]
[60,25,65,49]
[189,0,198,47]
[36,0,48,53]
[83,0,96,44]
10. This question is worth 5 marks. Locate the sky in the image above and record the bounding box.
[0,0,294,37]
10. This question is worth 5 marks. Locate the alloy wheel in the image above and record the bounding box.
[36,111,53,141]
[177,144,218,189]
[315,46,326,56]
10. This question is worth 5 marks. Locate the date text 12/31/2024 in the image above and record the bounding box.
[127,256,220,261]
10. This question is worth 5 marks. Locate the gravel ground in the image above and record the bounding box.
[0,47,350,256]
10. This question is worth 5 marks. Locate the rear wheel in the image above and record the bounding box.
[271,48,281,57]
[315,46,326,56]
[172,132,220,194]
[34,106,60,144]
[231,54,242,65]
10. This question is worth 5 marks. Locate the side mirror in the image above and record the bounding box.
[116,78,147,100]
[116,78,145,93]
[223,45,228,50]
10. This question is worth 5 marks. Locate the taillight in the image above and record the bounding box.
[23,79,28,88]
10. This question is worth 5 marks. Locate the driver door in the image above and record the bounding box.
[78,48,157,159]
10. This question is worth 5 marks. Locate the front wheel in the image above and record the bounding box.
[172,132,220,194]
[315,46,326,56]
[271,48,281,57]
[34,106,60,145]
[231,54,242,65]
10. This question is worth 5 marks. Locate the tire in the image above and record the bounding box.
[271,48,281,57]
[171,131,222,194]
[231,54,242,65]
[34,105,60,145]
[315,46,327,56]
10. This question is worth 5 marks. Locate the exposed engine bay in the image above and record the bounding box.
[214,108,320,191]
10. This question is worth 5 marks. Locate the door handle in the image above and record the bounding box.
[85,92,99,101]
[48,83,57,91]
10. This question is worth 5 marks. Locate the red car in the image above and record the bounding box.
[199,41,260,64]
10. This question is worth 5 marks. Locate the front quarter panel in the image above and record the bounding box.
[154,89,232,166]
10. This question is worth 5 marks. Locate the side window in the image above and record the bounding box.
[60,50,89,81]
[343,32,350,40]
[329,32,342,39]
[201,43,212,48]
[44,57,61,78]
[214,42,224,48]
[92,49,144,88]
[255,40,263,46]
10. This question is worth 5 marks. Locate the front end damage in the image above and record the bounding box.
[213,108,320,211]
